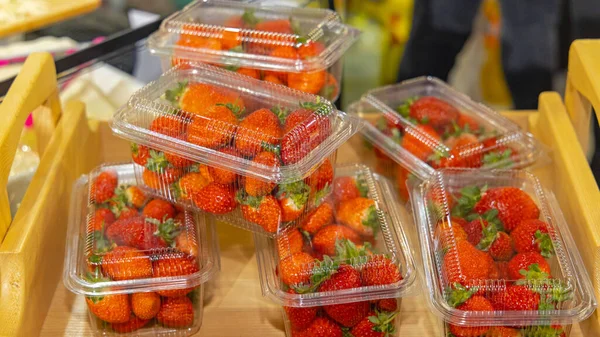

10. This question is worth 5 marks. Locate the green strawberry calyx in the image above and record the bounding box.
[446,283,477,308]
[535,230,555,258]
[241,9,260,27]
[163,81,188,106]
[369,310,398,335]
[216,100,246,118]
[356,176,369,198]
[261,141,281,157]
[312,184,331,207]
[334,238,371,263]
[474,219,499,251]
[522,325,564,337]
[518,263,550,282]
[482,149,514,168]
[145,150,170,173]
[272,105,291,124]
[276,181,310,208]
[451,184,487,218]
[235,190,264,209]
[361,205,380,234]
[147,217,182,245]
[396,96,419,118]
[293,255,339,294]
[299,97,330,117]
[85,268,112,303]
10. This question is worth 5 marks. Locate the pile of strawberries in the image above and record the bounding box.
[85,169,201,333]
[430,184,569,337]
[133,80,333,233]
[274,174,403,337]
[172,9,339,99]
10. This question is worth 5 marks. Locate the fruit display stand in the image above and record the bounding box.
[1,37,597,336]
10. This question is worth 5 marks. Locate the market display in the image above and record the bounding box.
[64,164,219,335]
[147,0,360,101]
[255,164,417,337]
[410,169,596,337]
[111,63,360,236]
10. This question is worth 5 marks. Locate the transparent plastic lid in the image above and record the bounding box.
[64,163,220,296]
[147,0,360,72]
[255,164,418,307]
[410,169,596,326]
[112,63,361,184]
[348,77,544,180]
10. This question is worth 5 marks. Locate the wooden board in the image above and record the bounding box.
[0,0,100,38]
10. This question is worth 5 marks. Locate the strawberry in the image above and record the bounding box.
[489,232,514,261]
[361,255,402,286]
[152,253,199,297]
[156,296,194,328]
[401,124,441,161]
[402,96,460,133]
[101,246,152,281]
[312,225,361,257]
[264,74,284,85]
[377,299,398,312]
[288,70,327,94]
[114,185,147,209]
[435,219,469,251]
[277,228,305,260]
[172,169,213,201]
[131,292,161,320]
[175,230,199,258]
[208,148,239,185]
[297,41,325,59]
[320,265,369,327]
[254,18,293,33]
[117,206,139,220]
[149,115,186,138]
[90,208,116,231]
[448,293,493,337]
[284,289,317,331]
[300,202,334,234]
[456,114,480,131]
[305,159,334,192]
[336,197,379,237]
[85,293,130,323]
[173,36,222,65]
[279,252,315,286]
[511,219,555,258]
[164,150,194,168]
[235,108,282,157]
[105,216,180,250]
[270,46,299,59]
[186,111,239,149]
[277,181,309,222]
[191,182,236,214]
[164,82,245,118]
[394,165,411,200]
[235,67,260,79]
[92,170,118,204]
[111,315,149,333]
[508,252,551,280]
[333,176,369,203]
[142,199,176,221]
[351,311,397,337]
[320,73,339,100]
[443,240,492,286]
[291,317,342,337]
[238,193,281,233]
[131,143,150,166]
[438,133,483,168]
[489,284,540,310]
[523,325,566,337]
[280,102,331,165]
[142,167,183,191]
[244,151,279,196]
[487,326,522,337]
[473,187,540,232]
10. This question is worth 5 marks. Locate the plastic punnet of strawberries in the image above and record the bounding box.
[115,63,359,236]
[255,164,418,337]
[65,164,216,335]
[412,169,597,337]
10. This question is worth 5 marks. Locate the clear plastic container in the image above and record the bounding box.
[254,163,418,336]
[348,77,544,200]
[111,63,362,236]
[410,168,596,333]
[64,163,220,336]
[147,0,360,101]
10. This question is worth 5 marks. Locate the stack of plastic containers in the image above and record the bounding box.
[111,62,361,236]
[410,169,596,337]
[254,163,418,337]
[64,163,220,335]
[147,0,360,102]
[347,77,544,199]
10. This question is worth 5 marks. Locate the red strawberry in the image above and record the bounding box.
[111,315,150,333]
[435,218,469,251]
[131,292,161,320]
[280,102,331,165]
[490,285,540,310]
[117,206,139,220]
[131,143,150,166]
[376,299,398,312]
[277,181,309,222]
[244,151,279,196]
[279,252,315,286]
[319,73,339,100]
[208,148,239,185]
[150,114,186,138]
[172,170,213,201]
[101,246,153,281]
[456,114,480,131]
[142,199,176,221]
[142,167,183,191]
[152,253,199,297]
[438,133,483,168]
[403,96,459,133]
[305,159,334,192]
[238,193,281,233]
[191,183,236,214]
[333,176,369,203]
[105,216,180,250]
[85,294,130,323]
[284,289,317,331]
[277,228,305,260]
[288,70,327,95]
[508,252,551,280]
[336,198,378,237]
[401,124,441,161]
[300,202,334,234]
[361,255,402,286]
[312,225,361,257]
[473,187,540,232]
[511,219,554,258]
[350,310,397,337]
[115,185,147,209]
[156,296,194,328]
[92,170,118,203]
[443,240,492,286]
[291,317,342,337]
[187,112,238,149]
[489,232,514,261]
[164,151,194,168]
[297,41,325,59]
[235,108,282,157]
[448,295,493,337]
[90,208,116,231]
[487,327,522,337]
[320,265,370,327]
